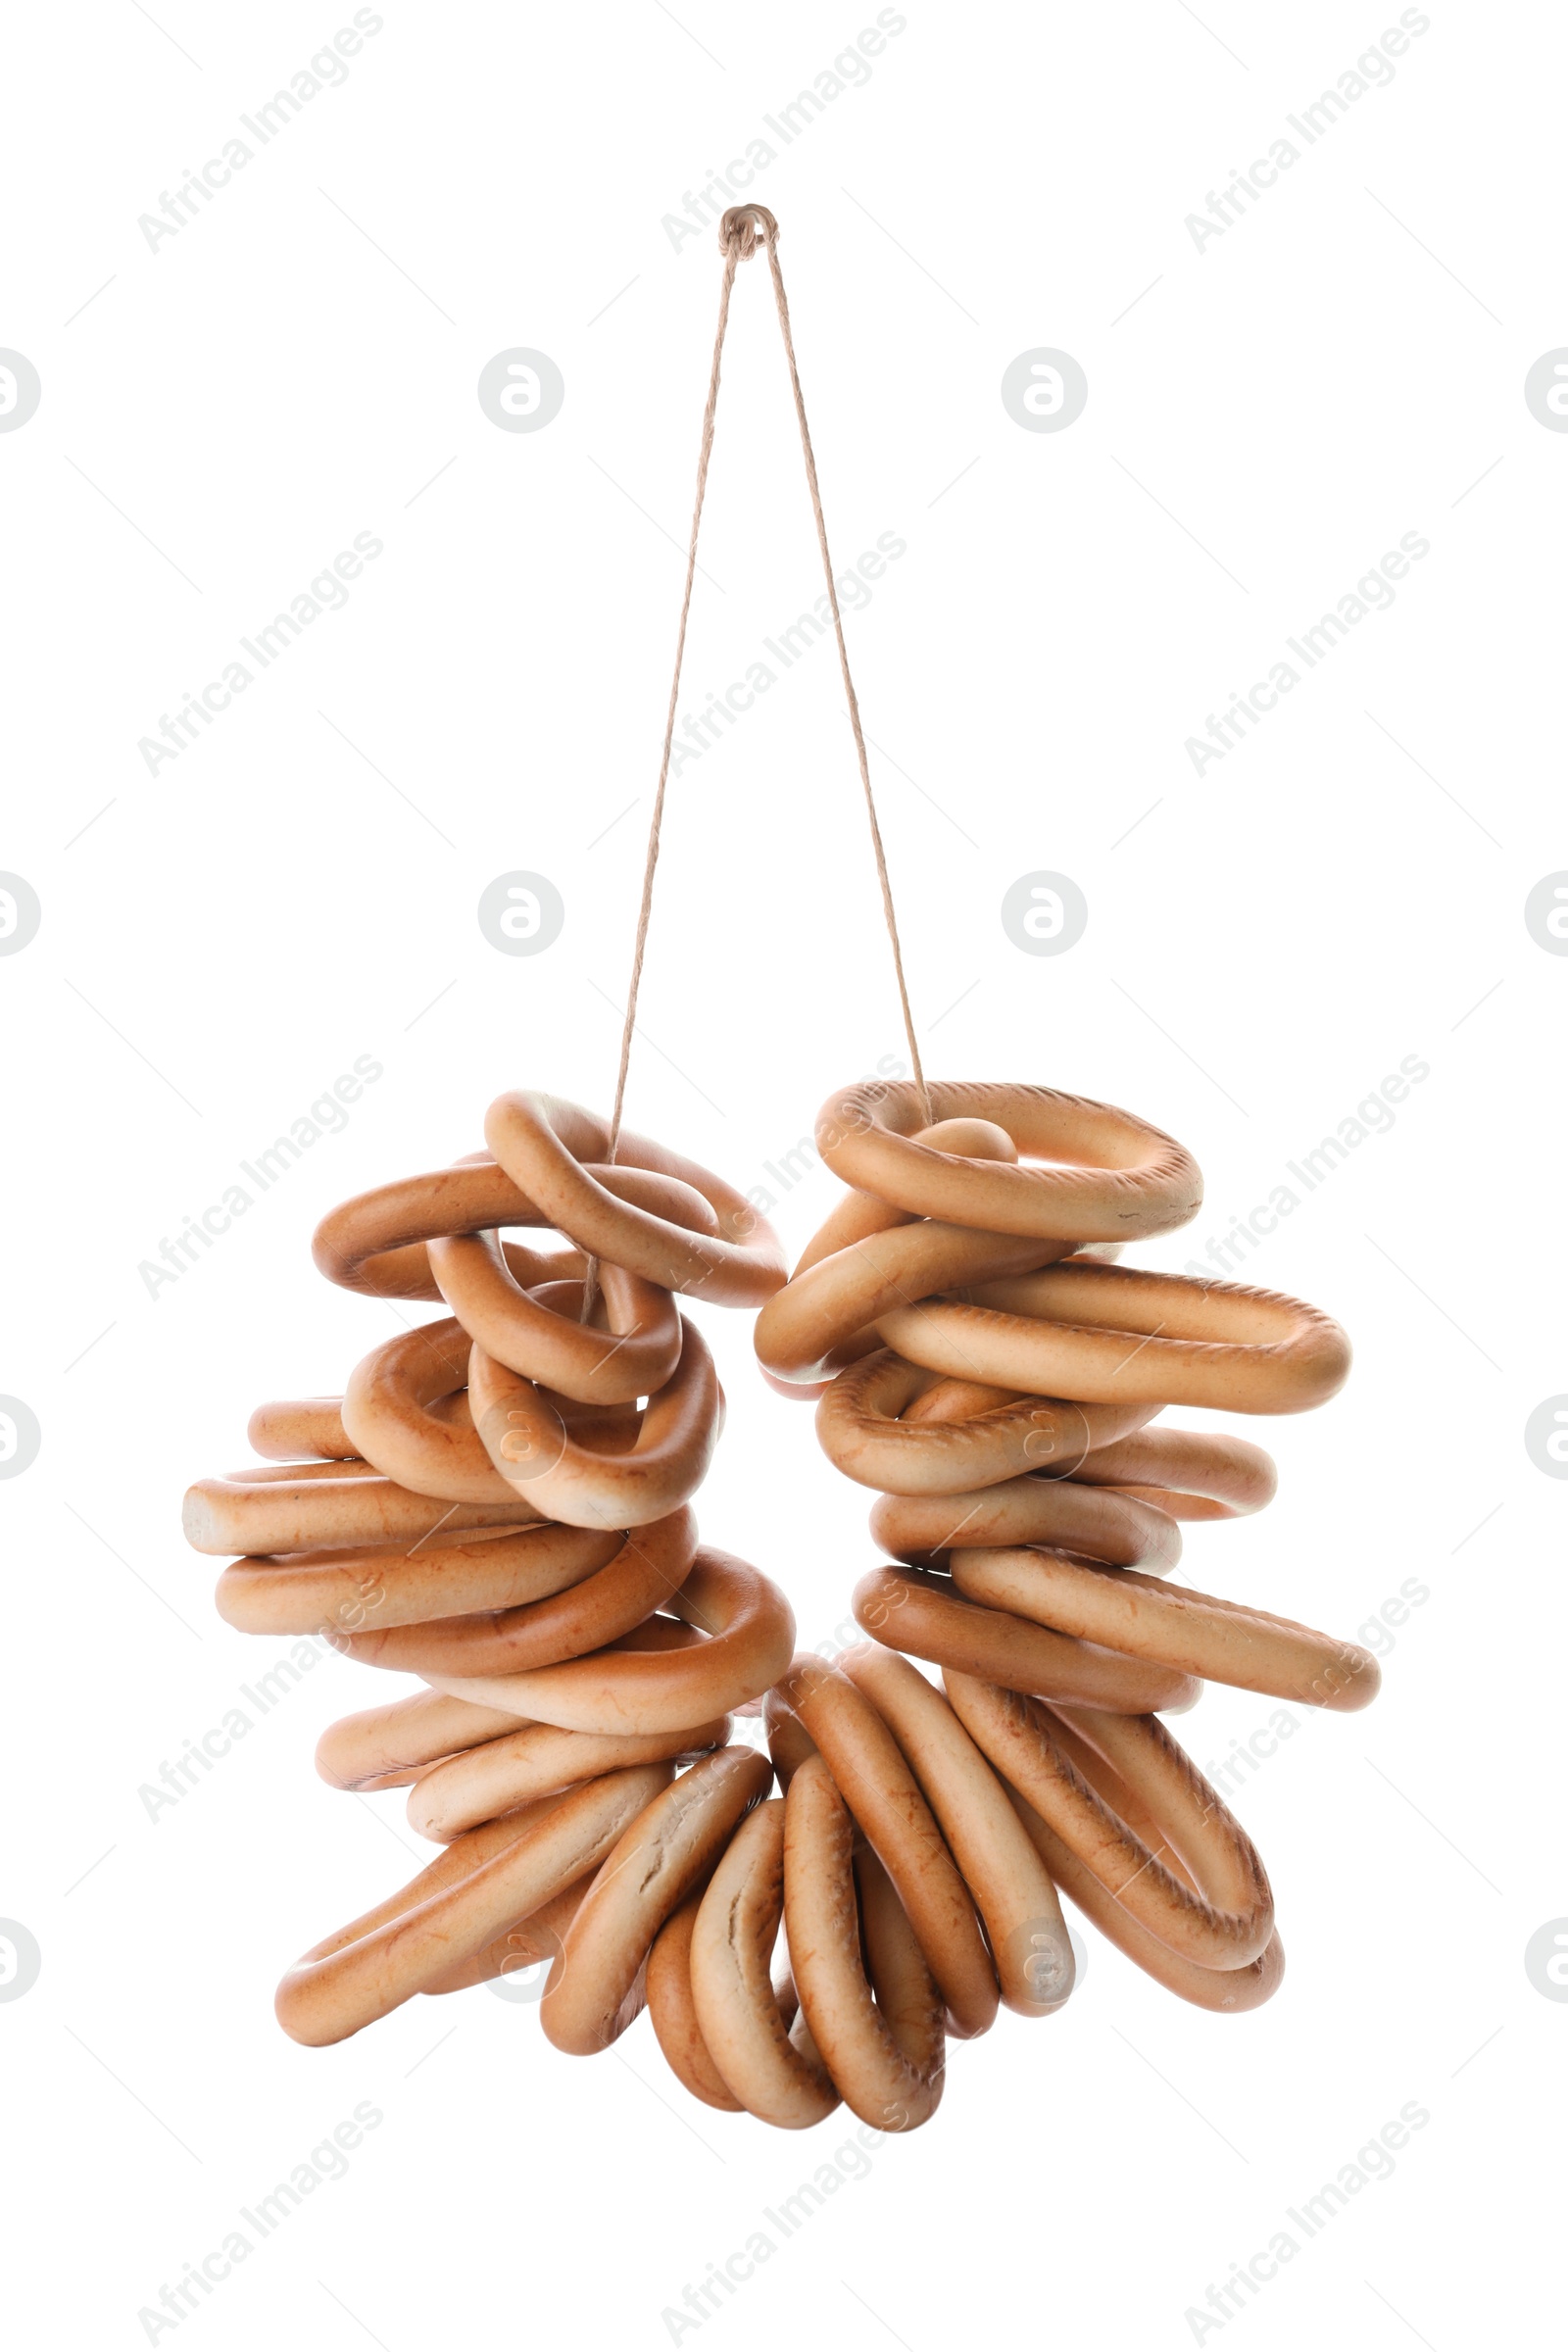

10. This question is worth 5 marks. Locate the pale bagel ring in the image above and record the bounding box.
[316,1689,539,1790]
[949,1546,1381,1712]
[815,1080,1201,1242]
[783,1756,947,2131]
[793,1118,1024,1272]
[313,1159,571,1300]
[341,1317,517,1504]
[756,1221,1068,1389]
[429,1238,681,1406]
[647,1890,748,2114]
[541,1747,773,2055]
[839,1644,1075,2017]
[854,1565,1200,1715]
[485,1091,785,1306]
[945,1676,1274,1971]
[771,1651,997,2040]
[312,1155,718,1301]
[1065,1425,1279,1521]
[468,1319,721,1530]
[275,1765,672,2045]
[686,1799,841,2128]
[869,1476,1183,1575]
[336,1509,699,1679]
[216,1522,621,1641]
[816,1351,1153,1495]
[182,1467,535,1557]
[755,1114,1064,1388]
[1004,1704,1287,2012]
[418,1876,590,1997]
[1006,1781,1285,2013]
[423,1546,796,1736]
[879,1262,1350,1416]
[248,1397,356,1460]
[409,1714,732,1842]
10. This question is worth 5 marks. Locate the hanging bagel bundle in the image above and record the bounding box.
[179,206,1379,2133]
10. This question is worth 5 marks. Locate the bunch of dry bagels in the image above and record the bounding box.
[182,1082,1376,2130]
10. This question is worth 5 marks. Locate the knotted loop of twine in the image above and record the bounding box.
[717,204,777,260]
[582,205,930,1319]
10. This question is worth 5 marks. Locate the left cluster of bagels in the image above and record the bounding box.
[181,1092,802,2059]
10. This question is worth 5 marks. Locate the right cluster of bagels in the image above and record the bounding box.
[754,1078,1379,2043]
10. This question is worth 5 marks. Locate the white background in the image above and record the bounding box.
[2,2,1563,2345]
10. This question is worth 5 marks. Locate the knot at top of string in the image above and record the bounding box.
[718,204,777,262]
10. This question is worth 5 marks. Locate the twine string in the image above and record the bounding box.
[752,211,932,1130]
[583,203,931,1322]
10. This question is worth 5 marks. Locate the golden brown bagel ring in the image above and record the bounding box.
[647,1890,748,2113]
[792,1116,1022,1277]
[335,1509,699,1678]
[763,1695,822,1792]
[687,1799,841,2128]
[1067,1425,1278,1520]
[315,1690,536,1790]
[419,1876,590,1996]
[1040,1699,1285,2004]
[182,1467,534,1556]
[340,1317,517,1504]
[881,1262,1350,1416]
[838,1644,1074,2016]
[946,1676,1273,1971]
[467,1318,720,1529]
[541,1746,773,2055]
[756,1222,1067,1389]
[424,1546,796,1735]
[1004,1705,1286,2011]
[248,1397,356,1460]
[755,1113,1064,1389]
[771,1651,997,2039]
[313,1160,567,1299]
[1005,1781,1285,2013]
[275,1764,672,2044]
[854,1566,1200,1715]
[428,1235,681,1406]
[217,1522,619,1641]
[485,1091,785,1306]
[409,1714,732,1841]
[949,1546,1381,1712]
[312,1154,721,1300]
[816,1081,1201,1242]
[816,1351,1153,1495]
[782,1755,946,2130]
[869,1476,1183,1576]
